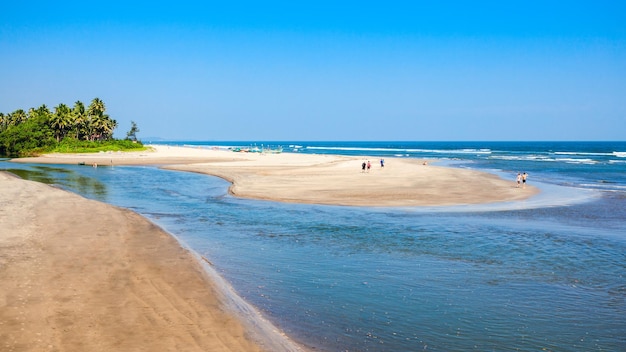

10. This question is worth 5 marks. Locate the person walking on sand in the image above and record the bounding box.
[380,159,385,168]
[367,161,371,172]
[522,172,528,188]
[516,173,522,188]
[361,161,366,172]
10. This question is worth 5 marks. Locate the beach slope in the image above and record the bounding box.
[0,172,298,352]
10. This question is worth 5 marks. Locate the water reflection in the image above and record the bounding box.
[2,164,108,201]
[4,168,59,185]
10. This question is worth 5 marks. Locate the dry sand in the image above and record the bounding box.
[14,144,538,206]
[0,172,301,352]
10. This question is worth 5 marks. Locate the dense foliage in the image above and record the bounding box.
[0,98,144,157]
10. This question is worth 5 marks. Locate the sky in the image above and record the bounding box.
[1,1,625,141]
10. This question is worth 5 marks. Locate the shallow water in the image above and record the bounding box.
[2,141,625,351]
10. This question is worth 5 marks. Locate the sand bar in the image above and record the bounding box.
[13,144,538,206]
[0,172,302,352]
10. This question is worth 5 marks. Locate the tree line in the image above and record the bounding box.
[0,98,141,157]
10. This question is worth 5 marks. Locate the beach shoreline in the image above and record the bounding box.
[11,144,539,207]
[0,172,304,351]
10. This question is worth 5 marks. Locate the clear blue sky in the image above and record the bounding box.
[1,1,624,141]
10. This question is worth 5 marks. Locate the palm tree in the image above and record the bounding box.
[72,101,86,139]
[27,108,36,120]
[91,114,105,141]
[51,104,71,142]
[87,98,106,141]
[104,117,118,140]
[87,98,105,117]
[33,105,51,121]
[9,109,27,127]
[90,114,117,141]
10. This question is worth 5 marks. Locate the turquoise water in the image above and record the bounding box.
[2,141,625,351]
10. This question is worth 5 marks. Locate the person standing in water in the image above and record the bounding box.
[522,172,528,188]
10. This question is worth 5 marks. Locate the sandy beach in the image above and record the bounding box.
[13,144,538,206]
[0,172,301,352]
[2,145,539,351]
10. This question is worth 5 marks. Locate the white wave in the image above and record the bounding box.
[554,151,613,156]
[431,148,492,154]
[579,183,626,190]
[556,158,597,164]
[306,146,401,152]
[488,156,521,161]
[304,146,492,154]
[614,151,626,158]
[489,155,557,162]
[490,155,603,164]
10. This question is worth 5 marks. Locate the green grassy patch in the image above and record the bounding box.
[50,139,147,154]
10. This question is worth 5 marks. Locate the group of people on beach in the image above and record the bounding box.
[516,172,528,188]
[361,160,371,172]
[361,159,385,172]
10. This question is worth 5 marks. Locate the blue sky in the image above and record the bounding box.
[1,1,624,141]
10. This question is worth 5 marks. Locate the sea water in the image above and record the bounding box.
[2,141,625,351]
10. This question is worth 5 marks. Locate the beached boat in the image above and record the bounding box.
[231,146,260,153]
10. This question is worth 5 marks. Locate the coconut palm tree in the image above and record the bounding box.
[35,105,51,120]
[50,104,71,142]
[27,108,36,120]
[71,101,87,140]
[9,109,27,127]
[87,98,105,117]
[0,113,6,132]
[104,117,118,140]
[91,113,105,141]
[91,114,117,141]
[87,98,106,141]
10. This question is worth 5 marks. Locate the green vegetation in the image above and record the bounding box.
[51,138,145,153]
[0,98,144,157]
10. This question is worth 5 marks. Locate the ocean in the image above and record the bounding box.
[2,141,625,351]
